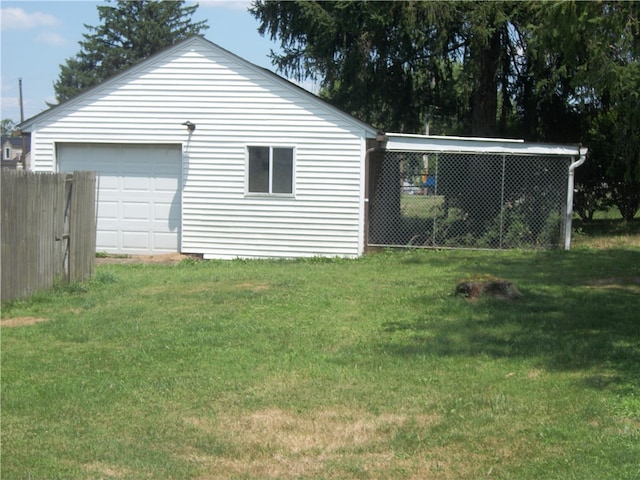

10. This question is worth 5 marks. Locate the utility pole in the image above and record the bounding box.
[19,78,24,123]
[19,78,26,169]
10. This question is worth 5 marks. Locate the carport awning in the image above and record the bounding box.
[382,132,584,157]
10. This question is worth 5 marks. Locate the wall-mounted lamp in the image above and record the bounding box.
[182,121,196,132]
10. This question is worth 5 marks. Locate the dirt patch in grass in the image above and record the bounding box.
[96,253,195,265]
[575,234,640,250]
[233,282,270,292]
[588,277,640,293]
[83,462,133,479]
[527,368,544,379]
[222,408,412,452]
[201,452,404,480]
[183,408,566,479]
[184,408,446,479]
[590,277,640,285]
[1,316,49,328]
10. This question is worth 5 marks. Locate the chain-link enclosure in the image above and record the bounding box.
[368,151,572,250]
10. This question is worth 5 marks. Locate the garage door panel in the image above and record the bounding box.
[97,231,118,250]
[100,177,119,190]
[58,143,181,255]
[99,202,119,220]
[154,203,177,221]
[154,232,180,250]
[155,177,179,191]
[123,202,151,220]
[122,232,152,250]
[123,176,150,192]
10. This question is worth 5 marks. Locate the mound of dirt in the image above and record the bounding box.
[455,279,523,301]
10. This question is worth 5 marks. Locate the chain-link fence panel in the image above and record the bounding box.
[368,151,571,250]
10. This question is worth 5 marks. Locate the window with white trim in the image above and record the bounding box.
[4,147,10,160]
[247,146,294,195]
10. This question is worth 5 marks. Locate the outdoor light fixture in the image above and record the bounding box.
[182,121,196,132]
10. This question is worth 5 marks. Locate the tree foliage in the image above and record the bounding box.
[538,1,640,221]
[251,0,640,220]
[252,1,438,132]
[54,0,208,103]
[250,1,540,136]
[1,119,16,137]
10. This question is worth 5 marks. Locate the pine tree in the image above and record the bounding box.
[53,0,208,103]
[251,0,639,219]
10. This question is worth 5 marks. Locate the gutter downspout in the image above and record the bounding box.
[564,147,588,250]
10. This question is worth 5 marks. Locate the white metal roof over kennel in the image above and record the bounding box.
[382,132,585,157]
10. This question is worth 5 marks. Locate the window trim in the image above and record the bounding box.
[245,145,296,197]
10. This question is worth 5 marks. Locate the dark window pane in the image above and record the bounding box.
[248,146,269,193]
[273,148,293,194]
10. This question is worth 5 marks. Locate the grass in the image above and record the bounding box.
[573,209,640,249]
[2,220,640,479]
[401,194,445,218]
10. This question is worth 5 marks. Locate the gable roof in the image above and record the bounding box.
[18,35,378,137]
[2,137,23,148]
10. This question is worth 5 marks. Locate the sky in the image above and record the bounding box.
[0,0,297,125]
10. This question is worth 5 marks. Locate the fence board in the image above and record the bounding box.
[69,171,97,282]
[1,170,96,302]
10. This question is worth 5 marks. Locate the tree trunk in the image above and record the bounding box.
[470,28,501,137]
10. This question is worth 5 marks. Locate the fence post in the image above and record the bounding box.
[499,155,506,249]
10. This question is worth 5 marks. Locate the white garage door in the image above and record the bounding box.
[58,143,181,255]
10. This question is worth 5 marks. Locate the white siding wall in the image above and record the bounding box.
[27,37,376,259]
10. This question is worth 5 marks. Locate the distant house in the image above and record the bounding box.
[1,137,24,169]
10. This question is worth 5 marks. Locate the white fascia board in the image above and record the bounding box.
[384,133,581,156]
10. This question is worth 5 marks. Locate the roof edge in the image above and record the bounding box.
[18,35,378,137]
[383,132,583,156]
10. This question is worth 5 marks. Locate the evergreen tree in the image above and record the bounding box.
[532,1,640,220]
[249,0,534,136]
[251,0,639,220]
[54,0,208,103]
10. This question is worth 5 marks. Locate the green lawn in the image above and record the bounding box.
[573,211,640,249]
[2,225,640,479]
[401,194,445,218]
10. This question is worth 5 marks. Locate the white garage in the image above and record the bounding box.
[57,143,181,255]
[18,36,379,259]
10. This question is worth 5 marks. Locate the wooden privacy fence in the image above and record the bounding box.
[1,170,96,302]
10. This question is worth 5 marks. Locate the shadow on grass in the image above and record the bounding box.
[380,248,640,392]
[573,217,640,238]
